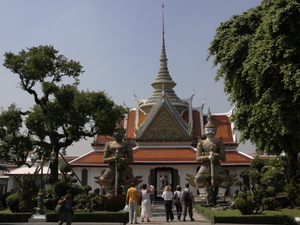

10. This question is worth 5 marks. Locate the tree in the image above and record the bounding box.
[59,163,72,181]
[207,0,300,180]
[234,157,287,214]
[0,45,127,182]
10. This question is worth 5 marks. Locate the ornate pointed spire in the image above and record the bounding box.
[204,108,216,128]
[140,4,188,115]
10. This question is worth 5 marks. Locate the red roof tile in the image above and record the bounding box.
[133,148,196,162]
[133,148,251,165]
[71,151,106,166]
[70,149,251,166]
[222,151,252,165]
[192,110,202,138]
[203,115,234,143]
[126,110,136,138]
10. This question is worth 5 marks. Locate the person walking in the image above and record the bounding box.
[140,183,153,222]
[58,190,74,225]
[173,185,182,221]
[149,182,155,207]
[126,182,139,224]
[181,183,195,222]
[162,185,174,222]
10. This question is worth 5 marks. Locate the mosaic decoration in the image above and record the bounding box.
[142,108,186,139]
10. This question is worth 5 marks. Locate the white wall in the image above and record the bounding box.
[72,164,249,197]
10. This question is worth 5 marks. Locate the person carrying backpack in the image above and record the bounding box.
[58,190,74,225]
[180,183,195,222]
[173,185,182,221]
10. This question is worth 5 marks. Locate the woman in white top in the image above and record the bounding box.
[161,185,174,222]
[140,183,153,222]
[173,185,182,221]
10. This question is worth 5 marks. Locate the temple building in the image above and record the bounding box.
[70,12,253,197]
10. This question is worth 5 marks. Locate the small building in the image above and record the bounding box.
[5,156,77,192]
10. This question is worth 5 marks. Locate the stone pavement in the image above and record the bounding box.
[0,202,286,225]
[0,202,211,225]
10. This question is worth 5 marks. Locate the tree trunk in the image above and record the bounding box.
[50,150,59,183]
[288,152,298,182]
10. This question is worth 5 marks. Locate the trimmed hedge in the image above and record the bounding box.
[47,211,128,223]
[195,205,297,225]
[0,213,32,222]
[0,211,128,223]
[214,215,296,224]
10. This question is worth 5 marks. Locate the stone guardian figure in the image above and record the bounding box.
[186,108,237,196]
[95,123,142,194]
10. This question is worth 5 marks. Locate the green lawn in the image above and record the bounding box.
[209,208,300,218]
[195,205,300,224]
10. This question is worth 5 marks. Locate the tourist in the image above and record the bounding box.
[140,183,153,222]
[173,185,182,221]
[58,190,74,225]
[181,183,194,222]
[149,182,155,207]
[126,182,139,224]
[162,184,174,222]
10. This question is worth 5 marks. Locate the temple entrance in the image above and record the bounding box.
[156,170,172,197]
[149,167,179,199]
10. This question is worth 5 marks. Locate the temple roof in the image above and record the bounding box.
[136,92,191,141]
[70,149,252,167]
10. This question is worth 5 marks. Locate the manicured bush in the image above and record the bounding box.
[53,180,71,198]
[74,193,88,210]
[46,211,128,223]
[104,195,126,212]
[76,203,83,209]
[19,199,36,212]
[234,197,251,215]
[90,195,103,211]
[262,197,277,210]
[6,193,21,213]
[0,213,32,222]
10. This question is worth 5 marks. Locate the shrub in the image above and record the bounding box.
[285,181,300,206]
[101,195,109,205]
[90,195,103,211]
[76,203,83,209]
[6,193,21,213]
[104,195,126,212]
[53,180,71,198]
[19,199,36,212]
[238,191,247,200]
[0,192,12,209]
[44,198,56,210]
[234,197,250,215]
[89,192,97,198]
[262,197,277,210]
[74,193,89,210]
[44,185,55,199]
[83,185,92,193]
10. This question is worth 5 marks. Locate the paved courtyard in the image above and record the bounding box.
[0,201,286,225]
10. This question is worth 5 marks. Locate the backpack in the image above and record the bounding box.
[174,192,180,205]
[184,191,191,202]
[55,200,65,214]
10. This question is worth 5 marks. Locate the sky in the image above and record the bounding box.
[0,0,263,156]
